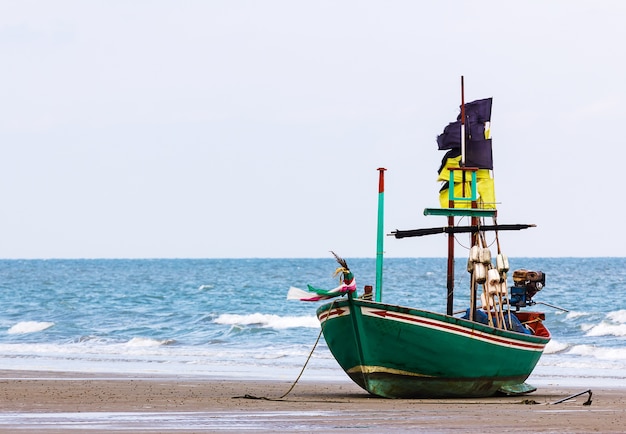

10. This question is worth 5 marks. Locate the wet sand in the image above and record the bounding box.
[0,371,624,433]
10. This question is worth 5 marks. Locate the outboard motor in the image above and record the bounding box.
[510,269,546,309]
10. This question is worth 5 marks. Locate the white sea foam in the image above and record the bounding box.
[566,344,595,357]
[584,322,626,337]
[124,337,175,347]
[568,344,626,361]
[7,321,55,335]
[214,313,319,329]
[543,339,569,354]
[607,309,626,323]
[0,339,342,381]
[565,311,588,320]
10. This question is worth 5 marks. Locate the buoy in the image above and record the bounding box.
[480,248,492,264]
[470,246,481,263]
[481,292,492,308]
[487,268,501,294]
[496,254,509,273]
[474,263,487,284]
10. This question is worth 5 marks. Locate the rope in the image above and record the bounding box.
[233,299,336,401]
[521,318,542,325]
[277,325,325,399]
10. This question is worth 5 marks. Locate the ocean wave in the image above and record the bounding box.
[7,321,55,335]
[568,344,626,361]
[584,322,626,337]
[124,337,176,347]
[607,310,626,323]
[214,313,319,329]
[565,311,588,320]
[543,339,569,354]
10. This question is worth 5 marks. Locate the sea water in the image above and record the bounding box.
[0,258,625,388]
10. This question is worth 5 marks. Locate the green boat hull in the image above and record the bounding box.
[316,295,550,398]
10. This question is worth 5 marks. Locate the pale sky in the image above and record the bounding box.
[1,1,624,259]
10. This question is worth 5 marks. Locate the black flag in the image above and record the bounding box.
[436,98,493,169]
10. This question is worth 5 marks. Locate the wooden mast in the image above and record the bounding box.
[446,77,465,315]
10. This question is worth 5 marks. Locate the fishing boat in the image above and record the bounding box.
[289,78,551,398]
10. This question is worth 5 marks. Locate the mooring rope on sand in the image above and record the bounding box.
[233,300,334,401]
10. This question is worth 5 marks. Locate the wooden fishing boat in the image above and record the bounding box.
[316,298,549,398]
[292,78,551,398]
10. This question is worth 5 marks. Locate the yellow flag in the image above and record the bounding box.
[438,156,496,209]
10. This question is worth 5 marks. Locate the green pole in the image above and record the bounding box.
[375,167,386,302]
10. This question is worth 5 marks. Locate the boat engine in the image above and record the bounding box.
[510,269,545,309]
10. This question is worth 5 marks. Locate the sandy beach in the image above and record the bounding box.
[0,370,623,433]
